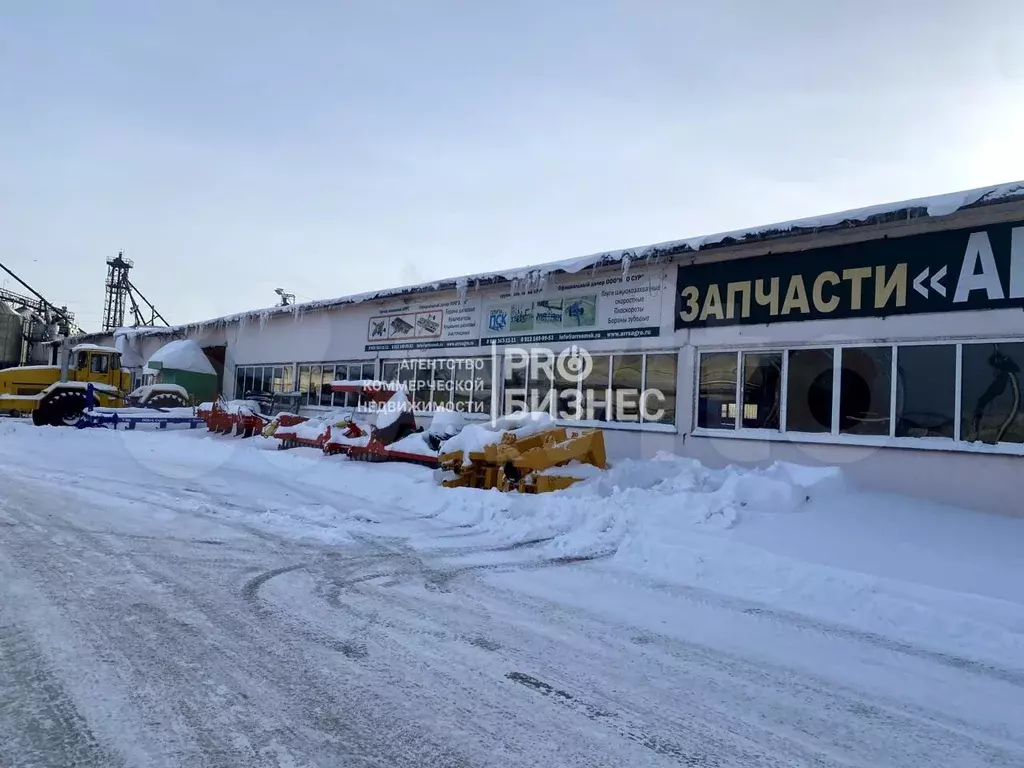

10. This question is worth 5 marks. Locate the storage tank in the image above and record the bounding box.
[0,302,24,368]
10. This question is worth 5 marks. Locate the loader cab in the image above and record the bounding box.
[71,347,124,391]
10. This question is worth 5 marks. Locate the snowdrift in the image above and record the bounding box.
[427,453,844,556]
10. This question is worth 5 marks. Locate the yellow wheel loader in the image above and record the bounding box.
[0,344,190,427]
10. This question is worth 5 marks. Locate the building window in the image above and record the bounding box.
[786,348,834,433]
[320,364,335,406]
[431,363,453,409]
[895,345,955,439]
[698,352,737,429]
[298,365,311,405]
[282,364,295,394]
[741,352,781,430]
[643,353,677,425]
[610,354,643,423]
[961,342,1024,444]
[473,358,493,415]
[839,347,892,436]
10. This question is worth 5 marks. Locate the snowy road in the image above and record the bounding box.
[1,424,1022,767]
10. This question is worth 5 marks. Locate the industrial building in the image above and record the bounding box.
[63,180,1024,514]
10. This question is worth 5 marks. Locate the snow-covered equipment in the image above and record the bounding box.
[437,420,608,493]
[74,384,205,431]
[0,343,192,426]
[198,397,267,437]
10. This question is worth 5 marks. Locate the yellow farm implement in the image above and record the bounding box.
[437,426,607,493]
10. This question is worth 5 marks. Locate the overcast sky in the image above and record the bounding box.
[1,1,1021,332]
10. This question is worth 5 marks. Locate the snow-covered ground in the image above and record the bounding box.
[0,420,1021,767]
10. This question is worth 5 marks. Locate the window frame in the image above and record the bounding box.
[692,337,1024,455]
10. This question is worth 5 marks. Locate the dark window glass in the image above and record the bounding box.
[251,367,265,395]
[452,360,473,412]
[786,349,834,433]
[527,354,556,416]
[961,342,1024,444]
[643,354,677,424]
[473,358,493,416]
[297,365,311,406]
[321,364,336,407]
[579,354,611,421]
[610,354,643,423]
[697,353,737,429]
[839,347,892,435]
[381,361,400,384]
[741,352,782,429]
[895,345,955,438]
[431,363,453,409]
[243,367,254,397]
[272,366,284,393]
[411,361,432,410]
[90,355,109,374]
[282,365,294,395]
[76,351,88,370]
[235,367,245,398]
[307,365,322,406]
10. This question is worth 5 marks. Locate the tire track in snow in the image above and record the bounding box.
[0,621,120,768]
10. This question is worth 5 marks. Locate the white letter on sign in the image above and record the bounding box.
[1010,226,1024,300]
[954,231,1005,303]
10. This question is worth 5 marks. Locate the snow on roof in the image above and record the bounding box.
[111,180,1024,342]
[72,343,120,354]
[147,339,216,375]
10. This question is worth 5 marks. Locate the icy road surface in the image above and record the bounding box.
[1,423,1022,767]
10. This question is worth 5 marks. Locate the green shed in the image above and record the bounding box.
[146,340,219,403]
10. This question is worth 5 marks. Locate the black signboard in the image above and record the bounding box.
[675,220,1024,328]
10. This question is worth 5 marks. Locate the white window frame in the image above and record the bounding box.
[692,337,1024,456]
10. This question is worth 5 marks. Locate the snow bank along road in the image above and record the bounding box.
[1,422,1022,767]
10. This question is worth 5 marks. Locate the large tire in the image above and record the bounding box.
[31,407,49,427]
[45,391,88,427]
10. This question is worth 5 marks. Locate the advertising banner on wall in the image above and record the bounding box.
[674,220,1024,329]
[365,297,481,351]
[364,267,667,351]
[480,268,666,346]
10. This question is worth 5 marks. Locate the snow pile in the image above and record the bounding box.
[387,432,440,457]
[438,411,554,462]
[199,399,262,416]
[129,384,189,403]
[376,389,412,429]
[429,454,844,559]
[147,339,216,376]
[427,408,465,439]
[276,410,354,441]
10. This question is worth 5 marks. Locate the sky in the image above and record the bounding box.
[1,1,1022,332]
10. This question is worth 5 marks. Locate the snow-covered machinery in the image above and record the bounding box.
[437,419,607,493]
[344,388,442,467]
[198,398,268,437]
[0,343,191,426]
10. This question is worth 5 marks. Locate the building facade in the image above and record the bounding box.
[86,184,1024,515]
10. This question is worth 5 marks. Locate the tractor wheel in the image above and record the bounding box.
[31,407,49,427]
[47,391,88,427]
